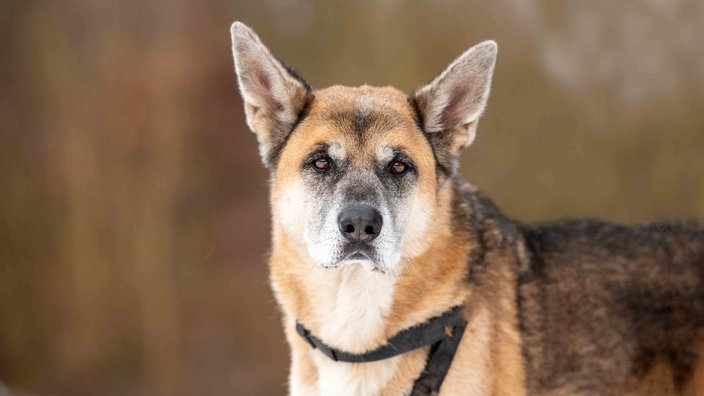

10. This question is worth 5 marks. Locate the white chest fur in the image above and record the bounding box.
[309,264,398,395]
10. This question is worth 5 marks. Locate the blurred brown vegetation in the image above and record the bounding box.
[1,1,702,395]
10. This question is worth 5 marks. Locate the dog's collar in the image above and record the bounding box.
[295,305,467,394]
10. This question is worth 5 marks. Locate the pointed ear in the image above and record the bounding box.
[230,22,312,167]
[411,41,497,175]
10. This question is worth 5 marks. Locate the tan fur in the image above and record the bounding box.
[285,315,320,394]
[626,359,679,396]
[626,350,704,396]
[684,342,704,396]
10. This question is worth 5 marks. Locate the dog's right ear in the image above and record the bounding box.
[230,22,312,167]
[411,41,497,176]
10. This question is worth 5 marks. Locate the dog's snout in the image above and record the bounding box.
[338,205,383,242]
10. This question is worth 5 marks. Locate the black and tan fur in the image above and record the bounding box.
[229,21,704,395]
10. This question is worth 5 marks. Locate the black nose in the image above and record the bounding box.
[338,205,383,242]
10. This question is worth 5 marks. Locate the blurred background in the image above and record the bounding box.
[1,1,703,395]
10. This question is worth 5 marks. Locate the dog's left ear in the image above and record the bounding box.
[411,41,497,175]
[230,22,312,168]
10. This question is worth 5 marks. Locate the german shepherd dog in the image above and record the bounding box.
[229,22,704,395]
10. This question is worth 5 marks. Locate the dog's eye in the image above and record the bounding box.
[390,161,407,175]
[313,157,332,170]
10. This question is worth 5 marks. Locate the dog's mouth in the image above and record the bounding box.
[341,243,374,261]
[338,245,384,273]
[346,251,370,260]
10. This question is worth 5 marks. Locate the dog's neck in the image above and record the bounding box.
[304,263,399,352]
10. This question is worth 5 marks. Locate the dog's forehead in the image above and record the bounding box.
[313,85,413,116]
[311,86,417,134]
[303,85,422,157]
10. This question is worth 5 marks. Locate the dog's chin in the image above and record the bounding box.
[319,251,387,273]
[340,258,386,273]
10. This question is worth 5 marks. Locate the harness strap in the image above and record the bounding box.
[296,305,463,363]
[295,305,467,394]
[410,318,468,395]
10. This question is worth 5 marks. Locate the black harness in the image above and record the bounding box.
[296,305,467,395]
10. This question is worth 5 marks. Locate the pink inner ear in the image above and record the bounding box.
[437,61,493,132]
[253,63,272,92]
[440,85,472,129]
[240,53,281,116]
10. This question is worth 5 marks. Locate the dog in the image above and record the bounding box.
[229,21,704,395]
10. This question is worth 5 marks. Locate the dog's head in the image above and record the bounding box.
[230,22,496,273]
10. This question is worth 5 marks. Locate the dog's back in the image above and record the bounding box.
[517,219,704,394]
